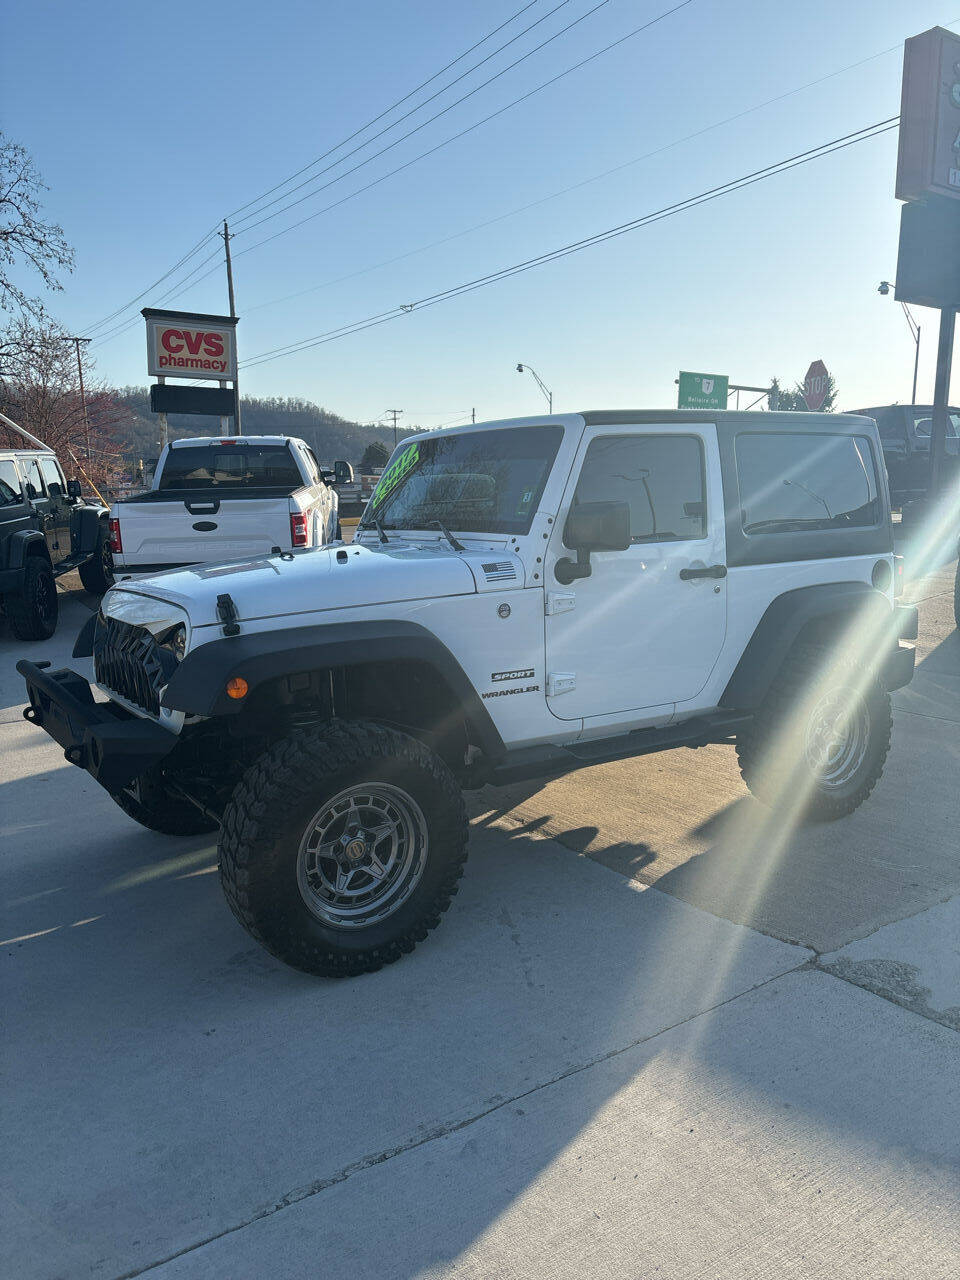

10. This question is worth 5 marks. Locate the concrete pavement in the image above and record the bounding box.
[2,561,958,1279]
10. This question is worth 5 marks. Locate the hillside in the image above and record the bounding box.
[114,388,419,467]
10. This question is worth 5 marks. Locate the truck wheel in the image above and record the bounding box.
[6,557,58,641]
[113,768,219,836]
[79,530,114,595]
[218,720,469,977]
[736,644,892,821]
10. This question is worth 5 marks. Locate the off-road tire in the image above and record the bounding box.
[736,642,892,821]
[218,720,469,977]
[6,556,58,641]
[113,768,219,836]
[79,530,114,595]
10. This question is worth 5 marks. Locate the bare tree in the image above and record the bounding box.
[0,134,75,335]
[0,316,130,492]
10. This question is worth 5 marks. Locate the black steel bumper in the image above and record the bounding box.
[17,660,178,793]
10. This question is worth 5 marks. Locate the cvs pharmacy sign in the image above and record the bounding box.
[143,307,238,381]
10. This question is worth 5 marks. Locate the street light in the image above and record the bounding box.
[516,362,553,413]
[878,281,921,404]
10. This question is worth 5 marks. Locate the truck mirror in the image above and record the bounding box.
[334,460,354,484]
[555,500,631,584]
[67,478,83,499]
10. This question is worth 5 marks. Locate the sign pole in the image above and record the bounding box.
[222,220,241,435]
[929,306,956,496]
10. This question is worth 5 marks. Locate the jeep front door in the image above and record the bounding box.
[38,455,73,566]
[544,425,727,722]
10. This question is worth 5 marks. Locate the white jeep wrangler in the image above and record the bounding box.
[20,410,917,977]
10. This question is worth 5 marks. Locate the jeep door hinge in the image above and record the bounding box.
[546,672,576,697]
[545,591,576,616]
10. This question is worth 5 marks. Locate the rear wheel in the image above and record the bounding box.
[219,720,468,977]
[113,767,219,836]
[6,557,58,641]
[79,529,114,595]
[736,643,892,821]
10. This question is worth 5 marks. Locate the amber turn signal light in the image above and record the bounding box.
[226,676,249,700]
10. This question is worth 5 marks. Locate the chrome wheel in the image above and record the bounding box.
[296,783,428,929]
[803,690,870,788]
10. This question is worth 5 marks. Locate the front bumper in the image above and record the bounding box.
[17,660,178,793]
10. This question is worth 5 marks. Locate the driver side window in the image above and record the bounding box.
[21,458,46,501]
[572,434,707,542]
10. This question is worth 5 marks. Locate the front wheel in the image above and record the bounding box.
[6,557,58,641]
[736,644,892,821]
[218,721,469,977]
[79,530,114,595]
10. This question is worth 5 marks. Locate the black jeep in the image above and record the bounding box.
[0,447,113,640]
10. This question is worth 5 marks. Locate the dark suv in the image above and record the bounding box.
[0,448,113,639]
[848,404,960,505]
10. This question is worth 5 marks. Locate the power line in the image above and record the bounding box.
[229,0,577,230]
[225,1,544,222]
[231,0,692,252]
[238,117,899,371]
[79,1,551,344]
[80,227,221,337]
[88,0,693,340]
[241,32,922,319]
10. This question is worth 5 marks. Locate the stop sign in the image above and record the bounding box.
[803,360,830,411]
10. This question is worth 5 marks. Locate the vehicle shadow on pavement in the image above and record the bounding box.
[5,791,959,1278]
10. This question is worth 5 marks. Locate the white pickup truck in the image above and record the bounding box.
[108,435,352,574]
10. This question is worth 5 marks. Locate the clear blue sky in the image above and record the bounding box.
[3,0,957,427]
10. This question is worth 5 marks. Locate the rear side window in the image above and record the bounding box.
[572,434,706,542]
[737,433,881,534]
[39,456,65,494]
[912,411,959,437]
[0,459,23,505]
[158,444,303,491]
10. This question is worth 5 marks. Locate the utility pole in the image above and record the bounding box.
[62,336,92,460]
[471,407,476,423]
[221,220,241,435]
[929,306,956,498]
[386,408,403,447]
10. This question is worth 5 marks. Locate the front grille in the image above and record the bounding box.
[93,616,178,717]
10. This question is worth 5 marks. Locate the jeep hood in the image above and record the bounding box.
[105,540,508,627]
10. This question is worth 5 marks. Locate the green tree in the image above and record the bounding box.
[359,440,390,470]
[769,375,837,412]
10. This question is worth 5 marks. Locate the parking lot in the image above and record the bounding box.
[3,546,959,1280]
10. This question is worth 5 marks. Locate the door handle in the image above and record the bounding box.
[679,564,727,580]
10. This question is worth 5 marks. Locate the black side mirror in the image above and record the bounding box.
[555,500,631,585]
[67,478,82,499]
[334,460,354,484]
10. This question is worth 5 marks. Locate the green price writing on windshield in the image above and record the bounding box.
[372,442,420,507]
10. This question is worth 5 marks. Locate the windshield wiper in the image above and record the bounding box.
[428,520,465,552]
[357,516,389,543]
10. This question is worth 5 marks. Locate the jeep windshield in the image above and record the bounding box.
[364,426,563,535]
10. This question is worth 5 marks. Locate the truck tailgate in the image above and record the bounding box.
[113,494,295,568]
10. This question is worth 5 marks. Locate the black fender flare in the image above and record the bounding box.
[6,529,50,571]
[161,619,506,758]
[720,582,900,711]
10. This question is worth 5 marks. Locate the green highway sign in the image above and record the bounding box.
[677,371,728,410]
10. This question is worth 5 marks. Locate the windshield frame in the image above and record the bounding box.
[363,425,564,537]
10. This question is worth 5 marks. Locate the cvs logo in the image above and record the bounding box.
[160,328,226,357]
